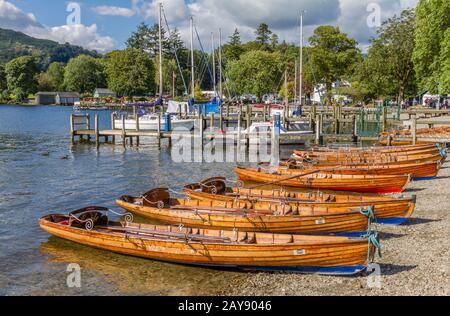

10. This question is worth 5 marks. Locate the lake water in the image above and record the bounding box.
[0,104,269,296]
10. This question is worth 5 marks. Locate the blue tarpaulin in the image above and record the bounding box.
[194,97,222,114]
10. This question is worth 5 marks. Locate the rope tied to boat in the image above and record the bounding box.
[366,231,382,261]
[108,208,134,224]
[142,196,165,209]
[168,188,185,196]
[226,179,244,188]
[360,206,377,226]
[437,144,448,159]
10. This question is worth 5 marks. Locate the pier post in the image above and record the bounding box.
[226,103,230,127]
[136,114,140,146]
[412,115,417,145]
[210,112,214,132]
[237,112,242,156]
[70,114,75,143]
[270,115,280,167]
[86,114,91,141]
[263,105,267,122]
[219,105,224,131]
[121,115,126,148]
[95,114,99,148]
[352,115,358,143]
[157,114,161,149]
[111,112,116,144]
[315,114,321,145]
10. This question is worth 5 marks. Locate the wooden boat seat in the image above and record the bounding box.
[142,188,170,207]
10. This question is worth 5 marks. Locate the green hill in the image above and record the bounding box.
[0,28,100,69]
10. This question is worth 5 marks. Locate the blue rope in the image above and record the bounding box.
[366,231,382,259]
[437,144,447,159]
[360,205,377,225]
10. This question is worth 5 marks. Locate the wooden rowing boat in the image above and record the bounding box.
[183,177,416,224]
[39,207,379,275]
[116,188,373,233]
[294,146,442,159]
[296,143,438,153]
[235,167,410,193]
[281,160,441,180]
[292,153,443,167]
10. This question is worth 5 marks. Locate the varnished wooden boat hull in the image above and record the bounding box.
[116,198,370,233]
[294,147,441,159]
[183,187,416,224]
[293,153,443,167]
[295,143,437,154]
[235,167,410,193]
[39,215,375,274]
[282,161,441,179]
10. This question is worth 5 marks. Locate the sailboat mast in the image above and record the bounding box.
[219,28,223,98]
[158,2,163,98]
[299,11,304,106]
[294,59,297,102]
[190,17,195,98]
[211,32,216,93]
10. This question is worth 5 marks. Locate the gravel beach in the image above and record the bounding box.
[220,161,450,296]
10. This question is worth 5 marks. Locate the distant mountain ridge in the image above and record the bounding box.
[0,28,100,69]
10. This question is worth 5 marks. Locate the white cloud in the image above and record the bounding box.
[27,24,116,53]
[92,5,135,17]
[0,0,42,29]
[0,0,115,52]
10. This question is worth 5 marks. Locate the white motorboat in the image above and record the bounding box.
[231,122,313,146]
[114,114,195,131]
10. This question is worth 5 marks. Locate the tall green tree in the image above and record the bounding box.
[223,29,244,61]
[0,64,6,92]
[358,9,417,101]
[439,29,450,94]
[226,50,283,99]
[255,23,272,47]
[64,55,106,94]
[38,62,65,91]
[5,56,39,100]
[105,49,155,96]
[126,23,183,59]
[309,26,362,94]
[413,0,450,94]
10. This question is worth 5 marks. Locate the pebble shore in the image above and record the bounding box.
[221,161,450,296]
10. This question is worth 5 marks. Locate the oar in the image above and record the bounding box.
[245,167,335,190]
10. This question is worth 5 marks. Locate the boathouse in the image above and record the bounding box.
[94,88,116,98]
[35,92,57,105]
[55,92,80,105]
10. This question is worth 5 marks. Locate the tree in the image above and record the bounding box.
[64,55,106,94]
[126,22,182,59]
[223,29,244,61]
[439,29,450,94]
[270,33,279,49]
[38,62,65,91]
[0,64,6,92]
[105,49,155,96]
[413,0,450,94]
[255,23,272,47]
[5,56,39,100]
[358,9,417,101]
[229,28,242,46]
[309,26,362,94]
[226,50,284,99]
[46,62,65,90]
